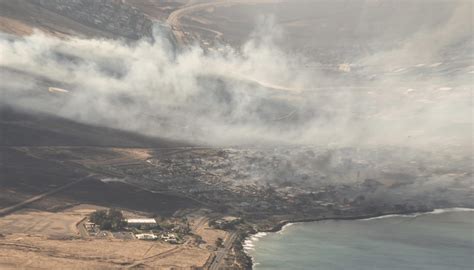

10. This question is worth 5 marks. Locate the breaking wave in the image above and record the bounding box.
[243,232,268,251]
[362,208,474,221]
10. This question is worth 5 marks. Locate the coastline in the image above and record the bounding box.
[240,207,474,270]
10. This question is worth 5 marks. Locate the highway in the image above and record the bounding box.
[209,232,237,270]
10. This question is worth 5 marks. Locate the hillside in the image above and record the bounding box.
[0,106,186,148]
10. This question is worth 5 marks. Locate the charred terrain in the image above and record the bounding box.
[0,0,473,269]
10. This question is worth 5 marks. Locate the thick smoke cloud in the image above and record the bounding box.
[0,8,471,154]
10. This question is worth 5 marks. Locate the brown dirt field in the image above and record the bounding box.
[78,147,152,166]
[0,209,83,237]
[0,207,212,269]
[147,247,210,269]
[191,217,228,249]
[198,227,227,248]
[0,17,33,35]
[0,205,113,237]
[112,148,152,161]
[0,234,182,269]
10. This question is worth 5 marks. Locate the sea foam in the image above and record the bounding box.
[278,223,294,234]
[363,208,474,221]
[243,232,268,251]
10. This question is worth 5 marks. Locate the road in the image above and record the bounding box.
[166,0,278,47]
[124,244,182,269]
[209,232,237,270]
[76,217,89,238]
[0,175,92,217]
[165,0,304,95]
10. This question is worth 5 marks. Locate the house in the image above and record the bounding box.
[84,222,98,235]
[135,233,158,240]
[84,222,96,230]
[161,233,178,244]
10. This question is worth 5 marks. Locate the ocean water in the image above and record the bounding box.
[245,209,474,270]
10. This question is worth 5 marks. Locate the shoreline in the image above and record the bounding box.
[240,207,474,269]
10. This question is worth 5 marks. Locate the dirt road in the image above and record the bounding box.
[0,175,92,217]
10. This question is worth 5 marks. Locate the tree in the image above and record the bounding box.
[90,208,125,231]
[208,220,217,227]
[195,235,206,245]
[90,210,108,227]
[215,237,224,248]
[108,208,125,231]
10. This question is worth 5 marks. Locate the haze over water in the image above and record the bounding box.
[246,209,474,270]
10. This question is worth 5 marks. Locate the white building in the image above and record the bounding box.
[161,233,178,244]
[126,218,157,228]
[135,233,158,240]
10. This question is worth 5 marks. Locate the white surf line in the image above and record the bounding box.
[243,232,268,251]
[277,222,294,234]
[362,208,474,221]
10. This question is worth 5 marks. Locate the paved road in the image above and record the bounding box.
[209,232,237,270]
[166,0,278,47]
[0,175,92,217]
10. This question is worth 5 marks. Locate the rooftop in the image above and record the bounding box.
[126,218,157,224]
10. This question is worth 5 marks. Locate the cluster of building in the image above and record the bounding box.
[36,0,153,39]
[88,146,471,222]
[83,216,185,243]
[126,218,182,243]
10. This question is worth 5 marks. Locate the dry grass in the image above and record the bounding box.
[0,207,214,269]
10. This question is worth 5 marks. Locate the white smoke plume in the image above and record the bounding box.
[0,9,471,154]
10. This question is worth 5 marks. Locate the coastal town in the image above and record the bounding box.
[1,145,471,268]
[0,0,472,269]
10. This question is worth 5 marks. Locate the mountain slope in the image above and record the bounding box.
[0,106,186,147]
